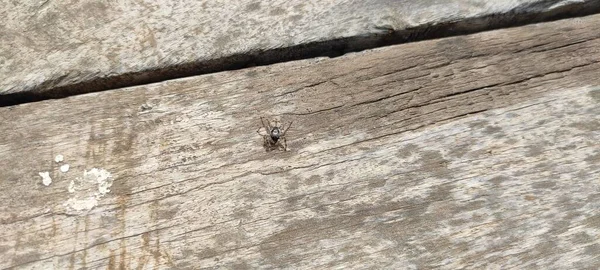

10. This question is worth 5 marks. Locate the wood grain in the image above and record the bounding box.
[1,14,600,269]
[1,0,599,99]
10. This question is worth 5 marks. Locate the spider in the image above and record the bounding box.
[256,117,293,152]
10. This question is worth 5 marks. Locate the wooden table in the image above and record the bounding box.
[1,4,599,270]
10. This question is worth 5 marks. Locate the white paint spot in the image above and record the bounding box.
[39,172,52,186]
[62,167,114,215]
[60,164,70,173]
[68,180,76,193]
[54,154,64,163]
[63,197,98,214]
[83,168,113,196]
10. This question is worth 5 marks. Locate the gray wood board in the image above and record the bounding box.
[1,0,600,99]
[1,14,600,269]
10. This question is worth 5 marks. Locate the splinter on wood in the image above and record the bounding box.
[257,116,293,152]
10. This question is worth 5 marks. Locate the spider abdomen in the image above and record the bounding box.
[270,127,281,142]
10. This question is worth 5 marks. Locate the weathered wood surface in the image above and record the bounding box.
[1,14,600,269]
[1,0,600,99]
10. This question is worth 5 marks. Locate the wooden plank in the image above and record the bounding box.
[1,14,600,269]
[1,0,600,100]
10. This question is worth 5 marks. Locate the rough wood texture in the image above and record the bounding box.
[1,14,600,269]
[1,0,599,98]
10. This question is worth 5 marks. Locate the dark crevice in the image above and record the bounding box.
[1,1,600,107]
[286,105,344,116]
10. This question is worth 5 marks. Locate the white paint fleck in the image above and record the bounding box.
[60,164,70,173]
[54,154,64,163]
[68,180,76,193]
[39,171,52,186]
[83,168,113,196]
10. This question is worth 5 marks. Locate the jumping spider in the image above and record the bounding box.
[256,117,293,152]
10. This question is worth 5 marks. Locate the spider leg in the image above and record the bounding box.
[261,116,273,132]
[262,135,272,152]
[282,120,293,136]
[282,137,288,151]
